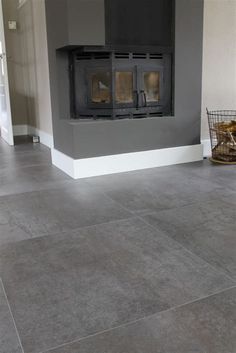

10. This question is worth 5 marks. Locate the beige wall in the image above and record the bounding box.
[3,0,52,135]
[19,0,38,128]
[2,0,28,125]
[19,0,52,135]
[31,0,52,134]
[202,0,236,140]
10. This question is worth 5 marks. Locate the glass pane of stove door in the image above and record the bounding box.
[91,72,111,104]
[143,72,160,102]
[115,71,133,104]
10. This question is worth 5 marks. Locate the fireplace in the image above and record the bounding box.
[69,50,173,120]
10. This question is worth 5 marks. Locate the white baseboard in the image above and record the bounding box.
[52,144,203,179]
[13,125,28,136]
[51,149,75,178]
[201,139,211,157]
[13,124,53,149]
[28,126,54,149]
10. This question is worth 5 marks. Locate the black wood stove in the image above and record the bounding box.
[69,49,172,120]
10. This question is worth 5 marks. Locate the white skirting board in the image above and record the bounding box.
[13,125,28,136]
[13,125,53,149]
[28,126,54,149]
[201,139,211,157]
[52,144,204,179]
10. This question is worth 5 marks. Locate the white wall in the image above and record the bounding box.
[202,0,236,140]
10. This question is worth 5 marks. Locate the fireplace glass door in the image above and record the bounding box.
[139,70,162,108]
[114,68,162,109]
[143,71,160,103]
[90,70,111,107]
[115,71,134,106]
[86,64,164,112]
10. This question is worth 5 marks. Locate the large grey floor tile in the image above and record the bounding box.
[0,139,71,197]
[0,139,11,154]
[175,227,236,280]
[0,184,131,242]
[0,138,48,155]
[46,287,236,353]
[143,199,236,235]
[0,218,233,353]
[0,164,73,197]
[176,160,236,191]
[86,164,224,214]
[0,207,32,246]
[0,149,51,170]
[0,280,22,353]
[143,199,236,279]
[221,189,236,206]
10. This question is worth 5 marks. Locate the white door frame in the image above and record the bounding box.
[0,0,14,146]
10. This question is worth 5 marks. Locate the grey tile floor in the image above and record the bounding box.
[0,138,235,353]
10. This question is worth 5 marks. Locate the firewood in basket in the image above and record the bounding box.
[213,144,236,156]
[214,120,236,133]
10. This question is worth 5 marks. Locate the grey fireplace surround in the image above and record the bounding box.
[45,0,204,160]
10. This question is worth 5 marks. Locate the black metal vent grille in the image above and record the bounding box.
[115,53,163,60]
[94,52,110,60]
[149,53,163,60]
[79,114,94,118]
[76,52,111,61]
[76,53,92,60]
[114,53,163,60]
[132,53,146,59]
[78,112,164,120]
[133,113,147,118]
[149,111,163,117]
[76,52,164,61]
[97,114,113,119]
[114,52,130,59]
[115,114,130,119]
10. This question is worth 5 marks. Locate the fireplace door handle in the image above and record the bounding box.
[140,90,147,107]
[133,90,139,109]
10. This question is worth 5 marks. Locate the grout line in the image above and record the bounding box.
[0,278,25,353]
[0,178,74,200]
[93,187,236,284]
[0,182,135,246]
[39,284,236,353]
[32,214,135,239]
[138,213,236,284]
[145,220,236,283]
[0,215,136,248]
[8,161,52,169]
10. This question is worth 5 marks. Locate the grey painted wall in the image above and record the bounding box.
[68,0,105,46]
[105,0,173,47]
[45,0,203,160]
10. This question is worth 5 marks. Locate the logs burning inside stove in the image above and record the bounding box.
[69,50,172,120]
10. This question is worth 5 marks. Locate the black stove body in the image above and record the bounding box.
[69,49,173,120]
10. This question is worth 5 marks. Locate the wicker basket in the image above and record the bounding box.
[207,109,236,164]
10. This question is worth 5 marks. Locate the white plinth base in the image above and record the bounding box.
[51,144,203,179]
